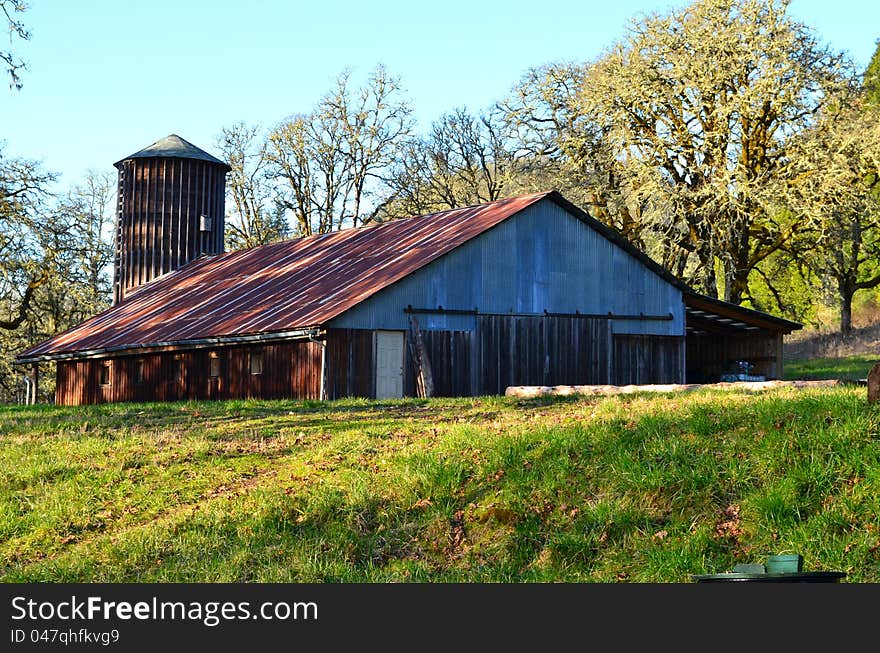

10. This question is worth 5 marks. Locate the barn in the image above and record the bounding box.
[15,136,800,405]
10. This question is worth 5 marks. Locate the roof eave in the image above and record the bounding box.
[113,155,232,172]
[13,326,325,365]
[683,291,802,333]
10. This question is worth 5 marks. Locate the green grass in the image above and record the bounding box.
[784,354,880,381]
[1,388,879,582]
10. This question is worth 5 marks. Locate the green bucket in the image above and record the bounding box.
[765,554,804,574]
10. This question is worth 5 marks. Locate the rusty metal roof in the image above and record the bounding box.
[17,192,551,362]
[16,190,801,363]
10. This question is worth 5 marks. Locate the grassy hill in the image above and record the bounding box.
[784,355,880,382]
[1,387,879,582]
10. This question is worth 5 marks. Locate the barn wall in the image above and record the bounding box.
[330,201,685,337]
[55,360,100,405]
[54,340,322,405]
[612,335,686,385]
[685,332,783,383]
[474,315,612,395]
[328,317,688,399]
[325,329,375,399]
[403,329,475,397]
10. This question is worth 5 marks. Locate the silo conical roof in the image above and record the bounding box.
[114,134,230,170]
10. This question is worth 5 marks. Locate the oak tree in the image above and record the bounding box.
[383,107,516,219]
[580,0,854,301]
[784,100,880,333]
[218,122,288,249]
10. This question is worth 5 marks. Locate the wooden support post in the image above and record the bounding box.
[868,364,880,404]
[320,337,328,401]
[30,363,39,405]
[408,314,434,398]
[406,336,424,398]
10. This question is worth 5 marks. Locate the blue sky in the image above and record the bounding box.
[1,0,877,189]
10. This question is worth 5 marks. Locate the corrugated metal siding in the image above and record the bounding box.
[331,202,685,336]
[686,332,783,383]
[55,341,321,405]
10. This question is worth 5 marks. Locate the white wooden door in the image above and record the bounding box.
[375,331,404,399]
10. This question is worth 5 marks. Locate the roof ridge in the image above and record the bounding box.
[241,191,556,252]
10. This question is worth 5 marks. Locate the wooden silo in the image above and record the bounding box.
[112,134,231,304]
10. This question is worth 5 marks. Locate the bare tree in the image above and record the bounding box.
[0,165,117,403]
[383,107,517,219]
[266,65,413,235]
[2,1,29,90]
[500,63,646,248]
[218,122,288,249]
[325,65,413,227]
[44,171,115,324]
[0,146,55,330]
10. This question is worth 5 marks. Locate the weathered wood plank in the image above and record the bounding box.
[55,340,322,405]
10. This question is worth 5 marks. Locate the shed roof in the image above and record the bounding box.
[114,134,231,170]
[684,292,801,335]
[15,191,800,363]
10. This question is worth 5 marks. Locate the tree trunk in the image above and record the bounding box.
[694,240,717,298]
[725,271,748,305]
[838,275,855,334]
[840,291,853,334]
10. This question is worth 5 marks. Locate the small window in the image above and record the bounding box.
[209,351,220,378]
[99,361,111,386]
[249,350,263,375]
[135,358,145,383]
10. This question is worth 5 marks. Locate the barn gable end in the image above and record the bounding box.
[330,198,684,336]
[325,197,688,397]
